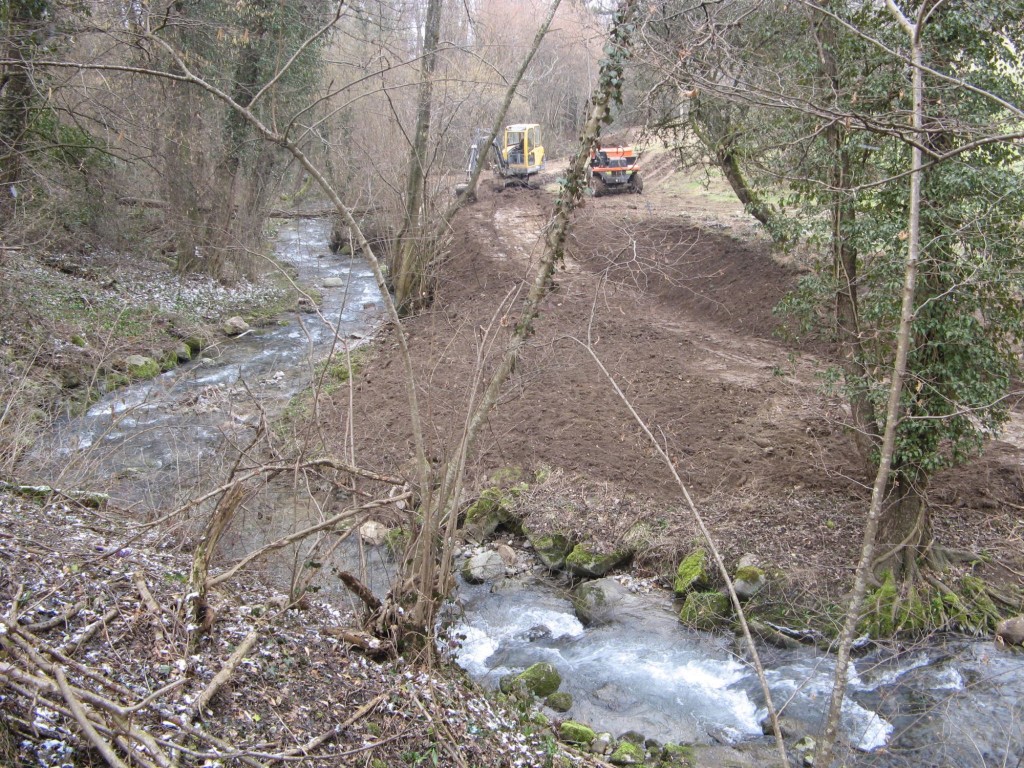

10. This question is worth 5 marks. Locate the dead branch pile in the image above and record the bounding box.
[0,491,582,768]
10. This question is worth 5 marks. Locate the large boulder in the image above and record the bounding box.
[733,565,767,600]
[524,527,574,570]
[565,543,632,578]
[460,550,505,584]
[545,691,573,712]
[996,616,1024,648]
[516,662,561,698]
[571,577,637,626]
[124,354,160,380]
[222,316,250,336]
[463,487,521,541]
[609,740,645,765]
[559,721,597,746]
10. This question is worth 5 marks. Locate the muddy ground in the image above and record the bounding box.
[326,163,1024,611]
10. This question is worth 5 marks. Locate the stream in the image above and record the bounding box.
[448,571,1024,766]
[32,218,1024,767]
[35,218,381,511]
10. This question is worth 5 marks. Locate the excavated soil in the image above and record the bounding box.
[325,169,1024,606]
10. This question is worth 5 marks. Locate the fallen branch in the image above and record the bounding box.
[322,626,393,657]
[20,601,86,632]
[6,625,136,701]
[59,606,121,657]
[189,624,262,721]
[133,571,168,647]
[271,694,385,761]
[0,481,109,509]
[336,571,383,613]
[54,665,130,768]
[134,459,405,532]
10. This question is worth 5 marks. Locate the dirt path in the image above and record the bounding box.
[325,165,1024,599]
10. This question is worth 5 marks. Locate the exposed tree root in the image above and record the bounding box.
[860,566,1014,638]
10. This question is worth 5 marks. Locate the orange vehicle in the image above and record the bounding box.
[588,145,643,196]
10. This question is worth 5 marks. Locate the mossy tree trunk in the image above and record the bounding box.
[875,469,931,580]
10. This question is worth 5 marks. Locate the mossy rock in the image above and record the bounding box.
[159,351,179,372]
[858,571,962,638]
[183,336,205,355]
[733,565,766,600]
[173,341,192,363]
[679,591,731,631]
[609,740,646,765]
[104,372,130,391]
[565,543,632,578]
[516,662,561,698]
[70,334,88,348]
[558,720,596,745]
[499,674,529,697]
[524,526,574,570]
[545,691,573,712]
[660,743,695,767]
[125,354,160,380]
[673,548,709,596]
[490,466,526,487]
[464,485,525,540]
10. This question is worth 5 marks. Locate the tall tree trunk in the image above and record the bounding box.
[166,78,203,274]
[393,0,443,313]
[206,13,269,280]
[817,4,926,763]
[0,0,46,219]
[813,2,879,474]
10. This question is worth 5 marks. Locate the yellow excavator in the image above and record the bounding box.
[458,123,546,195]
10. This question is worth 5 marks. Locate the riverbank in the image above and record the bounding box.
[0,238,302,474]
[319,175,1024,636]
[1,486,642,768]
[3,167,1023,766]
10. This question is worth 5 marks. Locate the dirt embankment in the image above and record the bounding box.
[325,170,1024,602]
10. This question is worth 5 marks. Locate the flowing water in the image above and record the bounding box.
[449,573,1024,766]
[31,218,1024,766]
[35,218,381,511]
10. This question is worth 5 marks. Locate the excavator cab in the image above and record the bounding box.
[500,124,544,179]
[457,123,546,197]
